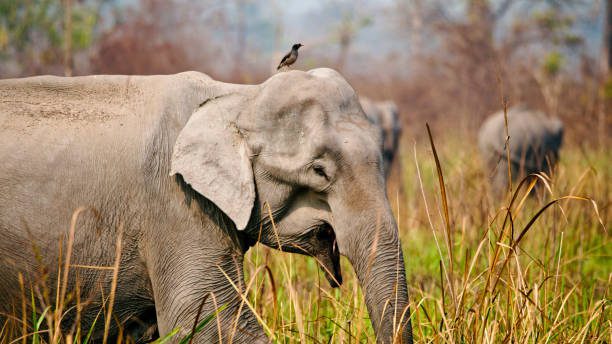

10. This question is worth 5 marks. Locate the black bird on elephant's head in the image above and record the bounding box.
[277,43,303,70]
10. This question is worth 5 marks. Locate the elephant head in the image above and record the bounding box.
[170,69,412,343]
[359,97,402,178]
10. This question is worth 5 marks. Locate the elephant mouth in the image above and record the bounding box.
[283,222,342,288]
[315,223,342,288]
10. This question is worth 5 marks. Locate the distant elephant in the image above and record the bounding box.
[478,106,564,194]
[0,69,412,343]
[359,98,402,178]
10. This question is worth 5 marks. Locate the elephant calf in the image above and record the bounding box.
[359,97,402,178]
[478,106,564,194]
[0,69,412,343]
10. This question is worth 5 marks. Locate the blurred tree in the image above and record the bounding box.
[599,0,611,149]
[392,0,588,126]
[0,0,100,77]
[335,12,371,71]
[409,0,424,56]
[467,0,493,47]
[233,0,247,79]
[328,1,371,72]
[528,4,585,116]
[63,0,73,76]
[90,0,223,76]
[423,0,516,129]
[543,50,564,76]
[91,0,190,75]
[605,0,611,76]
[269,0,285,73]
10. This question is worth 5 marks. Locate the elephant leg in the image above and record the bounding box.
[146,233,266,343]
[491,159,510,196]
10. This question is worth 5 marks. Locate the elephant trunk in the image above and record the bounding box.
[341,209,413,344]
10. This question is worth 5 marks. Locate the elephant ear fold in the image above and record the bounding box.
[170,105,255,230]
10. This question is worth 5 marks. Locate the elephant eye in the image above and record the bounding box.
[313,164,329,181]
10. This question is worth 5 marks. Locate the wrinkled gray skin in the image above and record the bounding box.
[0,69,412,343]
[359,98,402,178]
[478,106,564,194]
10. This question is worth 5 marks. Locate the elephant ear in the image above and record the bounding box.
[170,102,254,230]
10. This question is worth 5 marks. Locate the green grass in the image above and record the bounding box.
[241,139,610,343]
[2,139,609,343]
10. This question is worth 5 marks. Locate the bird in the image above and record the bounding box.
[277,43,303,70]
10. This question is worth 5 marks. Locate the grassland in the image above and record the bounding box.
[2,137,609,343]
[242,137,610,343]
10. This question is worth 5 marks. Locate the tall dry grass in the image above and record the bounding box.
[1,134,609,343]
[240,133,609,343]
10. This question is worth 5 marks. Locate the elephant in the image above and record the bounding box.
[0,69,413,343]
[359,98,402,178]
[478,105,564,195]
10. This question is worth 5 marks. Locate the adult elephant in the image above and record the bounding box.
[0,69,413,343]
[359,98,402,178]
[478,106,564,195]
